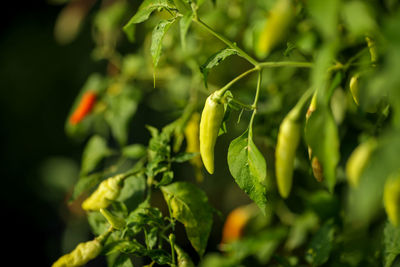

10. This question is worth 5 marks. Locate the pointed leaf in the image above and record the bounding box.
[151,19,176,68]
[123,0,175,40]
[227,129,268,214]
[200,48,238,88]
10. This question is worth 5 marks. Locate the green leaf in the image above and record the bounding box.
[123,0,176,41]
[158,170,174,186]
[145,249,172,265]
[122,144,146,159]
[342,1,376,37]
[161,182,214,256]
[384,222,400,267]
[180,12,194,49]
[104,85,141,145]
[305,219,335,266]
[151,19,176,68]
[200,48,238,88]
[227,129,268,214]
[103,239,145,255]
[305,107,340,192]
[145,227,158,249]
[81,135,112,175]
[117,175,146,211]
[112,254,133,267]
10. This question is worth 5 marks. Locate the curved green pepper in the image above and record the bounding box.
[199,91,225,174]
[52,238,102,267]
[384,173,400,226]
[82,174,123,211]
[275,110,301,198]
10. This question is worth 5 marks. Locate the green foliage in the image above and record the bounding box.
[161,182,214,256]
[52,0,400,266]
[227,129,267,214]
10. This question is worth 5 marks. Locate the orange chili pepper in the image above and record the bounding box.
[221,205,254,244]
[69,91,97,125]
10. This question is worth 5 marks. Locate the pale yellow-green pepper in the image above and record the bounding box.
[82,174,123,211]
[199,91,225,174]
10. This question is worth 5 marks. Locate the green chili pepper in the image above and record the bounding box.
[52,238,102,267]
[199,91,225,174]
[256,0,293,58]
[275,110,301,198]
[306,93,324,182]
[349,74,360,106]
[82,174,123,211]
[346,139,376,187]
[384,173,400,226]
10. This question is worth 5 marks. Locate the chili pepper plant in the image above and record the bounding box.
[51,0,400,266]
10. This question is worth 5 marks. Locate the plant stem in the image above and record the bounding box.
[249,70,262,133]
[169,234,176,267]
[252,69,263,108]
[218,67,258,96]
[258,61,313,68]
[192,18,259,66]
[227,97,254,110]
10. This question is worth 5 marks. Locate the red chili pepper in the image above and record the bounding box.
[69,91,97,125]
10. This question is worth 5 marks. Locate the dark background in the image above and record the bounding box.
[0,1,102,265]
[0,1,250,265]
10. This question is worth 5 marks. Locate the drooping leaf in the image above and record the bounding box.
[81,135,112,175]
[227,129,268,214]
[161,182,214,256]
[384,222,400,267]
[305,219,336,266]
[123,0,176,41]
[200,48,239,88]
[151,19,176,68]
[305,107,340,192]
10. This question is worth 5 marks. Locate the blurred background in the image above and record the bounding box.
[0,1,252,265]
[0,0,103,265]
